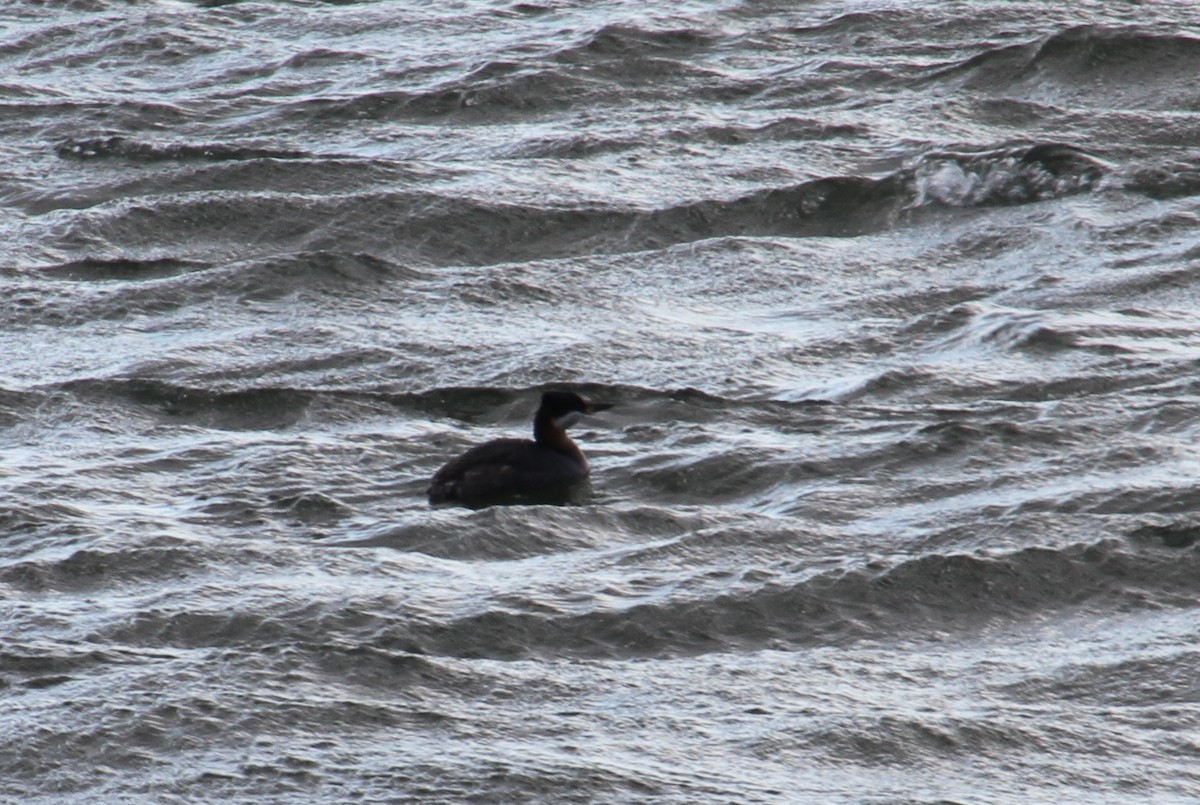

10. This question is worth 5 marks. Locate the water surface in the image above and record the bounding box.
[4,1,1200,802]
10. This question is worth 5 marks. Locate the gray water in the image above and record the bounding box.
[4,1,1200,802]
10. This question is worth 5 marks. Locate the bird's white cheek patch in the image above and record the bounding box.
[553,411,583,429]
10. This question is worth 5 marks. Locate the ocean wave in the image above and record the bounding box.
[56,136,310,163]
[44,256,210,282]
[565,23,718,60]
[1,250,424,331]
[31,380,769,433]
[0,540,203,593]
[1021,26,1200,93]
[37,139,1110,269]
[298,69,596,120]
[56,378,316,431]
[55,538,1197,662]
[932,25,1200,110]
[924,304,1200,358]
[284,22,741,124]
[1000,647,1200,707]
[1127,156,1200,200]
[16,156,428,217]
[431,538,1199,659]
[905,143,1109,208]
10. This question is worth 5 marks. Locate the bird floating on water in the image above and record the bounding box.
[427,390,612,507]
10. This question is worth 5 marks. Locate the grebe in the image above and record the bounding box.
[427,391,612,506]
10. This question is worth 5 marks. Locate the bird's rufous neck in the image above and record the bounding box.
[534,418,584,460]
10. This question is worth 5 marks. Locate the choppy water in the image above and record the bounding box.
[4,1,1200,802]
